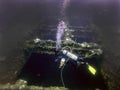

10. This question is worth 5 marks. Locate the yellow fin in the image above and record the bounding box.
[88,65,96,75]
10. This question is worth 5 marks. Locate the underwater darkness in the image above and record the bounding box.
[19,53,107,89]
[0,0,120,89]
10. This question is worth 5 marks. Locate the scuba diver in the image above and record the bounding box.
[56,49,96,75]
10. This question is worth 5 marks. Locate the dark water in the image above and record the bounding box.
[0,0,119,55]
[0,0,120,89]
[19,52,107,89]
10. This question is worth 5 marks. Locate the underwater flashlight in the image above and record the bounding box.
[59,58,66,68]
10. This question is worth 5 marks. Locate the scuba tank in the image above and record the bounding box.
[62,50,78,61]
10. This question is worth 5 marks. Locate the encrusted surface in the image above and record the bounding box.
[23,39,103,58]
[0,39,105,90]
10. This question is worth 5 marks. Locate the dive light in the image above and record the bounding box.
[59,58,66,68]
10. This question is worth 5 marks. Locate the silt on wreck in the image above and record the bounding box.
[0,38,108,90]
